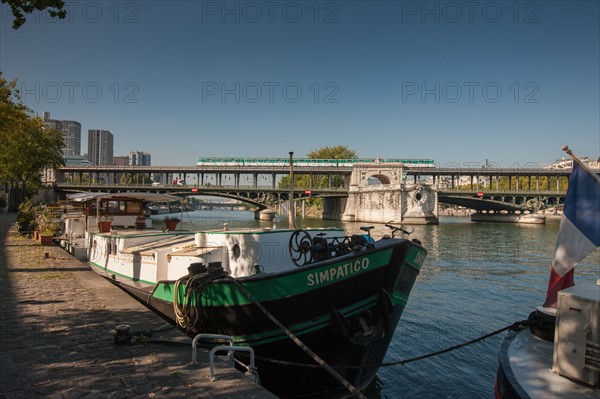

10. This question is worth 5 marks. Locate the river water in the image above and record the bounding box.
[152,210,599,399]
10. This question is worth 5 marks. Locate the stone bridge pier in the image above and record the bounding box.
[324,163,439,225]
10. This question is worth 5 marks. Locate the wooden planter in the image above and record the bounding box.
[98,221,112,233]
[164,220,178,231]
[39,235,53,246]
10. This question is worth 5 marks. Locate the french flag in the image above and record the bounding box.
[543,159,600,308]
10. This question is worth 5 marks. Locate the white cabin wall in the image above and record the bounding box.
[203,229,343,277]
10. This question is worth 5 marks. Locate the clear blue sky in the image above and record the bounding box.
[1,1,598,167]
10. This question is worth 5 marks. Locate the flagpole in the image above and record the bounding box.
[562,145,600,183]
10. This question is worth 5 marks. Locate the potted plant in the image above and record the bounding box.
[98,216,113,233]
[135,215,146,229]
[37,210,59,246]
[16,200,36,235]
[163,216,180,231]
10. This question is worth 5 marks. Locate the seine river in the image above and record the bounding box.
[153,210,599,399]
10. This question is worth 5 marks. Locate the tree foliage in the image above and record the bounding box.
[280,145,358,190]
[2,0,66,29]
[307,145,358,161]
[0,72,64,206]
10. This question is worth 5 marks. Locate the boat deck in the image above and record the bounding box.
[500,328,599,398]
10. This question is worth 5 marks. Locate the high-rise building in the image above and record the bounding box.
[41,112,81,156]
[87,129,114,165]
[113,155,130,166]
[130,151,151,166]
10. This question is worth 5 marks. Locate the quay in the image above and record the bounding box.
[0,213,277,399]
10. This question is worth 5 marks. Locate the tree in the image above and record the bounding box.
[2,0,66,29]
[307,145,358,161]
[0,72,64,207]
[279,145,358,191]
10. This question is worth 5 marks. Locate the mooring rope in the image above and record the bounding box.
[229,278,368,399]
[245,319,531,370]
[379,319,530,367]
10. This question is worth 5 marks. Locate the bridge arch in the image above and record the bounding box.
[365,174,392,185]
[358,169,403,186]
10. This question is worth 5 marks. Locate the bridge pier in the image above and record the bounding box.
[332,163,439,224]
[254,209,276,221]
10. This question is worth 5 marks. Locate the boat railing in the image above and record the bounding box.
[289,229,377,266]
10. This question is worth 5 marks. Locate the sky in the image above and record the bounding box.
[1,0,599,168]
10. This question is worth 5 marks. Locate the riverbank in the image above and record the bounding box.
[0,212,277,399]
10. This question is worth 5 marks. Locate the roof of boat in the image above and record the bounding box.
[168,247,219,258]
[67,192,182,203]
[120,234,196,256]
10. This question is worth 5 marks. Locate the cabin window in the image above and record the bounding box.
[126,202,142,213]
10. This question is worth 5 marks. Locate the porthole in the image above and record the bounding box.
[232,243,241,259]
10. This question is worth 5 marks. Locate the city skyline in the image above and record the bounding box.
[1,1,598,167]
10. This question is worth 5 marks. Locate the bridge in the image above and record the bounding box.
[52,182,347,209]
[49,162,584,223]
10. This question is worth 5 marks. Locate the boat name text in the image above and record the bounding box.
[307,258,370,286]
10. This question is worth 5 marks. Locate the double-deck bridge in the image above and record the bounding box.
[49,164,578,215]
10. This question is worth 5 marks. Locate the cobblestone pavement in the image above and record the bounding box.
[0,213,277,399]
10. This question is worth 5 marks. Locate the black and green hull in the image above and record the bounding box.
[125,238,426,398]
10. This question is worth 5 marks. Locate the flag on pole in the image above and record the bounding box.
[543,158,600,308]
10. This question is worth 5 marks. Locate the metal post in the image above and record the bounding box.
[289,152,296,229]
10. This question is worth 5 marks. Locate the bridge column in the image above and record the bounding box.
[253,173,258,189]
[272,173,276,189]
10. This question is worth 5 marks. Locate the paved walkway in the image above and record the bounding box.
[0,213,278,399]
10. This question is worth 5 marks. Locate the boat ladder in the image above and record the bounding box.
[191,333,259,385]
